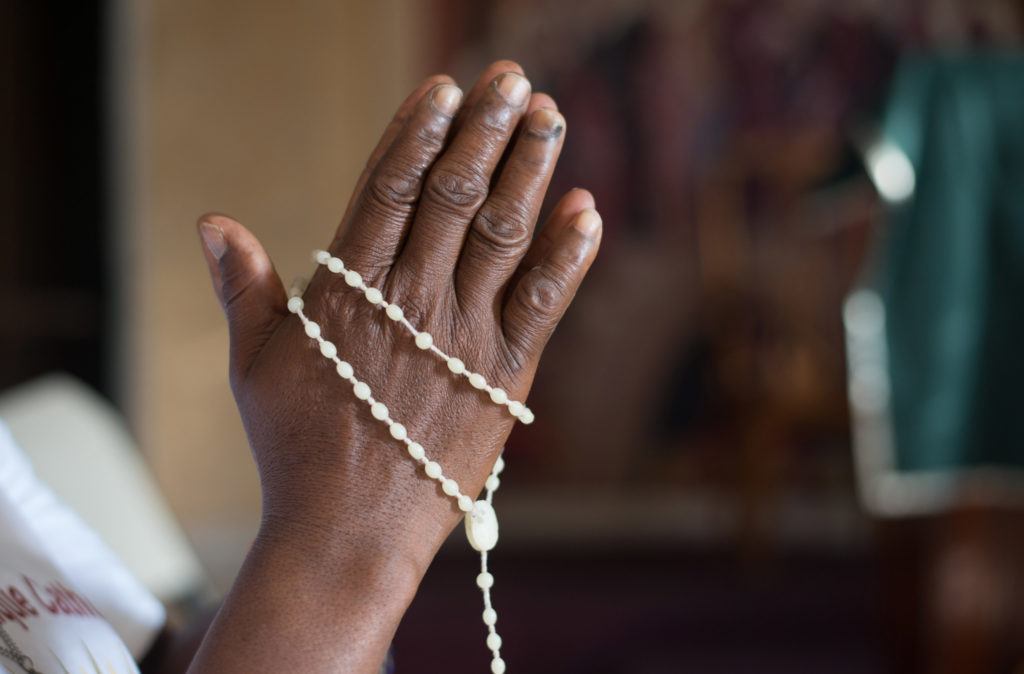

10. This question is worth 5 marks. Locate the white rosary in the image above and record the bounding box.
[287,250,533,674]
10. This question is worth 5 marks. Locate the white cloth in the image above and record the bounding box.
[0,420,165,673]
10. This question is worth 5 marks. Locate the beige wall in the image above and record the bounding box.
[120,0,423,589]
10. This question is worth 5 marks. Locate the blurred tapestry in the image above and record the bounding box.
[849,53,1024,516]
[425,0,1024,550]
[427,0,903,545]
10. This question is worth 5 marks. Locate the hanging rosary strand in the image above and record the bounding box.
[288,253,525,674]
[311,249,534,425]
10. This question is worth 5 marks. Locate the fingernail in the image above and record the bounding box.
[574,208,602,237]
[199,221,227,260]
[529,108,565,136]
[432,84,463,116]
[495,72,530,107]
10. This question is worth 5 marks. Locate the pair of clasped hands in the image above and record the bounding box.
[191,61,600,672]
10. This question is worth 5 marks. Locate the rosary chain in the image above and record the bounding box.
[290,280,513,673]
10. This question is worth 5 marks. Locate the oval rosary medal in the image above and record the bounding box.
[465,500,499,552]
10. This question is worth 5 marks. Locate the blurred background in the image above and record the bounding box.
[2,0,1024,672]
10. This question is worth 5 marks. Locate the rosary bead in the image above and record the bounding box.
[507,401,524,417]
[371,401,389,420]
[327,257,345,273]
[336,360,354,379]
[415,332,433,350]
[364,287,383,305]
[304,321,321,339]
[442,478,460,496]
[344,270,362,287]
[319,340,337,359]
[489,388,508,405]
[389,422,407,441]
[424,461,443,479]
[485,475,500,492]
[447,357,465,375]
[287,296,304,313]
[353,381,371,400]
[476,572,494,589]
[458,494,474,512]
[482,608,498,626]
[491,657,506,674]
[315,250,331,265]
[407,442,425,461]
[520,408,534,425]
[494,456,505,475]
[385,303,404,321]
[469,373,487,390]
[487,633,503,651]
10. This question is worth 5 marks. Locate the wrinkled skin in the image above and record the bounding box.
[190,61,601,673]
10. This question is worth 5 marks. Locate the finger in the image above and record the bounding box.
[337,74,455,233]
[452,60,525,134]
[455,107,566,306]
[487,92,558,180]
[330,82,464,277]
[197,213,288,383]
[502,207,602,365]
[394,71,532,291]
[343,72,526,229]
[510,187,594,289]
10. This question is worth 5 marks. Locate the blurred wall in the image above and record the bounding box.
[118,0,423,588]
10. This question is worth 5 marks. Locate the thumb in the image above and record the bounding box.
[197,213,287,381]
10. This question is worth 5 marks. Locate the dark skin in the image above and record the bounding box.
[179,60,601,673]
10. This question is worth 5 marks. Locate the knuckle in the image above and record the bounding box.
[516,268,565,318]
[472,199,531,251]
[467,97,516,139]
[384,272,435,330]
[366,165,421,210]
[426,165,488,212]
[320,284,350,318]
[398,299,429,333]
[363,116,449,211]
[333,235,394,278]
[477,107,514,136]
[414,117,449,148]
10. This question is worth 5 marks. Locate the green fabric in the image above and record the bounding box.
[879,53,1024,473]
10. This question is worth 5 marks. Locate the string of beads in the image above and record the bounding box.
[312,250,534,425]
[287,269,515,674]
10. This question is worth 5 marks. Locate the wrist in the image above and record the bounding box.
[248,516,426,633]
[253,430,467,575]
[190,512,425,673]
[256,513,427,589]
